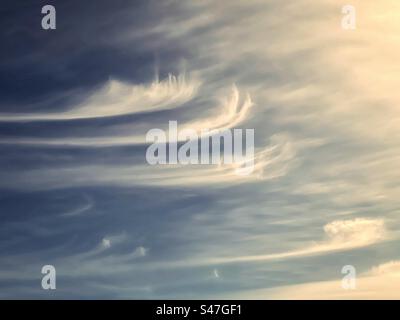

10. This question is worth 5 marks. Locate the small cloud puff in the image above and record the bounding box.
[132,246,148,258]
[101,238,112,249]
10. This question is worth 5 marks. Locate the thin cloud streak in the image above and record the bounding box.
[0,73,199,121]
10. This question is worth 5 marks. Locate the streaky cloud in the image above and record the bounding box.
[164,218,386,268]
[0,135,297,191]
[0,73,199,121]
[0,84,253,147]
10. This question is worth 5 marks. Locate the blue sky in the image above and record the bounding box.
[1,0,400,299]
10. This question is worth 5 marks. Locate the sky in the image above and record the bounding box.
[0,0,400,299]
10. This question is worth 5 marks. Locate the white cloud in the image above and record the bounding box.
[0,133,297,190]
[0,83,254,148]
[175,218,386,267]
[101,238,111,249]
[0,73,199,121]
[132,246,147,258]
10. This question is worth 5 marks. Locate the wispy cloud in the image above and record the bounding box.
[159,218,387,268]
[0,73,199,121]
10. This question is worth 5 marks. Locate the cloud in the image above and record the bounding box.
[0,73,199,121]
[0,134,297,191]
[213,269,219,279]
[60,195,93,217]
[132,246,148,258]
[0,82,254,147]
[174,218,386,267]
[232,260,400,300]
[322,218,386,249]
[181,85,253,134]
[101,238,111,249]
